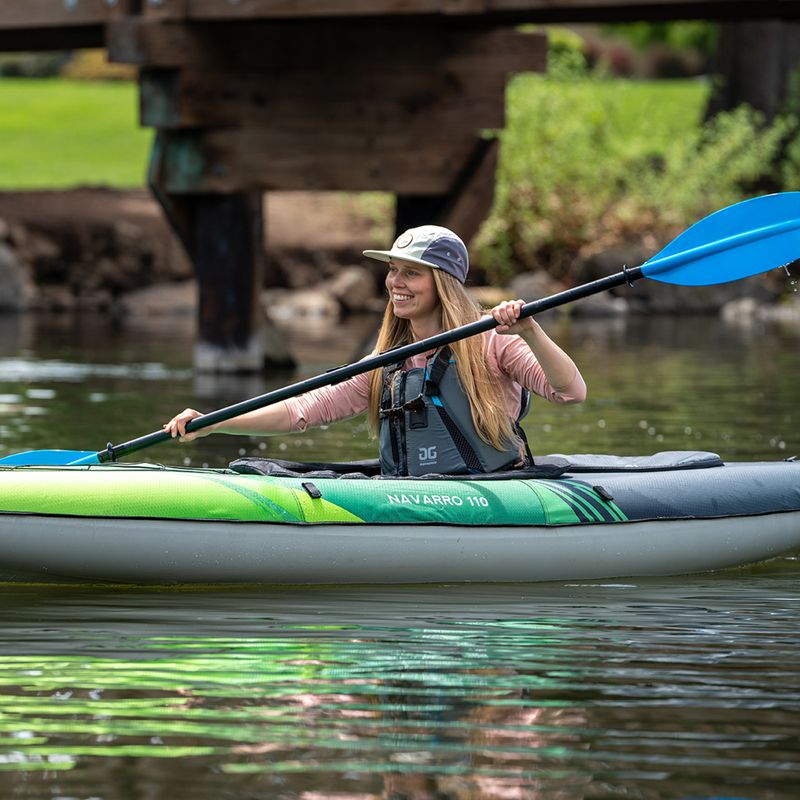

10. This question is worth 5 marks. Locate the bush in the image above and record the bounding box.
[0,52,70,77]
[475,73,795,284]
[60,50,137,81]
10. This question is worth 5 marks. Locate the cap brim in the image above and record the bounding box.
[362,249,439,270]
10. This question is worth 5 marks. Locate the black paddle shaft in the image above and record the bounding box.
[100,267,642,462]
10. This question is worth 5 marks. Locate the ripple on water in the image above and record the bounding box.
[0,576,798,797]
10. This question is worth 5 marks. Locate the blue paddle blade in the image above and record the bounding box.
[0,450,101,467]
[641,192,800,286]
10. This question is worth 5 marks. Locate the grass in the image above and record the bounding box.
[0,78,152,189]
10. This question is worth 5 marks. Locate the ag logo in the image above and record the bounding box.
[419,445,437,465]
[395,232,413,248]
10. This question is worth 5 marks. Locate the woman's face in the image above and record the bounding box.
[385,259,440,323]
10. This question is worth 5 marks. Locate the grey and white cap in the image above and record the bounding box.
[363,225,469,284]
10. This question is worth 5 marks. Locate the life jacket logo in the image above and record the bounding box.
[418,445,437,465]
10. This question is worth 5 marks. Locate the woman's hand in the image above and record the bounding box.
[163,408,212,443]
[490,299,534,336]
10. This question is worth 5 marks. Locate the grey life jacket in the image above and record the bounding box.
[378,347,532,476]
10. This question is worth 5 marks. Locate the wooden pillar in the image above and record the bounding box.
[148,133,294,373]
[394,138,500,244]
[190,193,272,372]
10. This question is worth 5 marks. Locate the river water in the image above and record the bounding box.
[0,310,798,798]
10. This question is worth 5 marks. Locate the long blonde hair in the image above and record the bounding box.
[367,269,516,450]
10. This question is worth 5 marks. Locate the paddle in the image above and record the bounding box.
[2,191,799,468]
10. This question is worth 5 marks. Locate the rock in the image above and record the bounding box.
[507,271,563,301]
[117,280,197,317]
[35,285,74,312]
[581,243,780,314]
[0,242,36,311]
[263,288,340,324]
[468,285,508,309]
[764,298,800,325]
[721,297,762,324]
[571,292,629,318]
[502,271,566,320]
[327,265,378,313]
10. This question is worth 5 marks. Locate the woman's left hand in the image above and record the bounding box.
[490,299,534,336]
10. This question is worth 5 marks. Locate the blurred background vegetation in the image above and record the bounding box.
[0,22,798,285]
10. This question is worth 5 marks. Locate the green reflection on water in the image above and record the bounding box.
[0,619,586,778]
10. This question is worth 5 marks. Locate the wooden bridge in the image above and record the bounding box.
[1,1,798,371]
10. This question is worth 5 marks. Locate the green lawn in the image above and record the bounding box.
[0,79,152,189]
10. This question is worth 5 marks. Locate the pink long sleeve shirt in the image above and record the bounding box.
[284,331,586,432]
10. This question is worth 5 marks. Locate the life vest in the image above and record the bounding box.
[378,347,531,476]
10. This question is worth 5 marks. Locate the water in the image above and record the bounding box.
[0,310,799,798]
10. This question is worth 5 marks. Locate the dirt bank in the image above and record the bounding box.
[0,188,391,311]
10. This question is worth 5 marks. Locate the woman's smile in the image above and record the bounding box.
[386,260,439,323]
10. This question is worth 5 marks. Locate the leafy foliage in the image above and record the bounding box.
[476,73,797,283]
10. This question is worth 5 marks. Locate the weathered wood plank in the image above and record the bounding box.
[139,66,507,130]
[154,128,482,194]
[109,19,546,72]
[138,0,800,21]
[0,27,105,50]
[439,137,500,244]
[143,0,441,20]
[119,22,544,130]
[0,0,130,29]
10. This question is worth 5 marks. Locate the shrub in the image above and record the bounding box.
[475,73,794,284]
[60,50,137,81]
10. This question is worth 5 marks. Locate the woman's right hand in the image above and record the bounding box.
[163,408,212,443]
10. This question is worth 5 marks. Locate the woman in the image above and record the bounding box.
[165,225,586,475]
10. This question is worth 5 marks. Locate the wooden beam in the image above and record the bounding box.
[395,137,499,243]
[439,136,500,243]
[136,0,800,22]
[139,66,507,130]
[0,0,131,29]
[0,26,105,50]
[109,18,546,72]
[153,128,482,194]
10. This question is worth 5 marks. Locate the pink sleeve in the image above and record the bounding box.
[492,333,587,405]
[283,371,372,431]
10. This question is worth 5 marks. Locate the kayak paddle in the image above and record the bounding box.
[2,191,798,468]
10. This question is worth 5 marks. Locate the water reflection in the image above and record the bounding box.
[0,570,799,797]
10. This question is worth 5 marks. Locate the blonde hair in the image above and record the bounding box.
[367,269,516,450]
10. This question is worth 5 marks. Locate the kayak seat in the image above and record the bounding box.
[228,456,569,481]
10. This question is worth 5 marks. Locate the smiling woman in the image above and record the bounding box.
[164,225,586,476]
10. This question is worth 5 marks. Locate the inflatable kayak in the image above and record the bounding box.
[0,451,798,585]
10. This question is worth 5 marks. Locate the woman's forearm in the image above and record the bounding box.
[215,401,294,436]
[519,321,579,392]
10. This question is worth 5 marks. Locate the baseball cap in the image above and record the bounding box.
[363,225,469,284]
